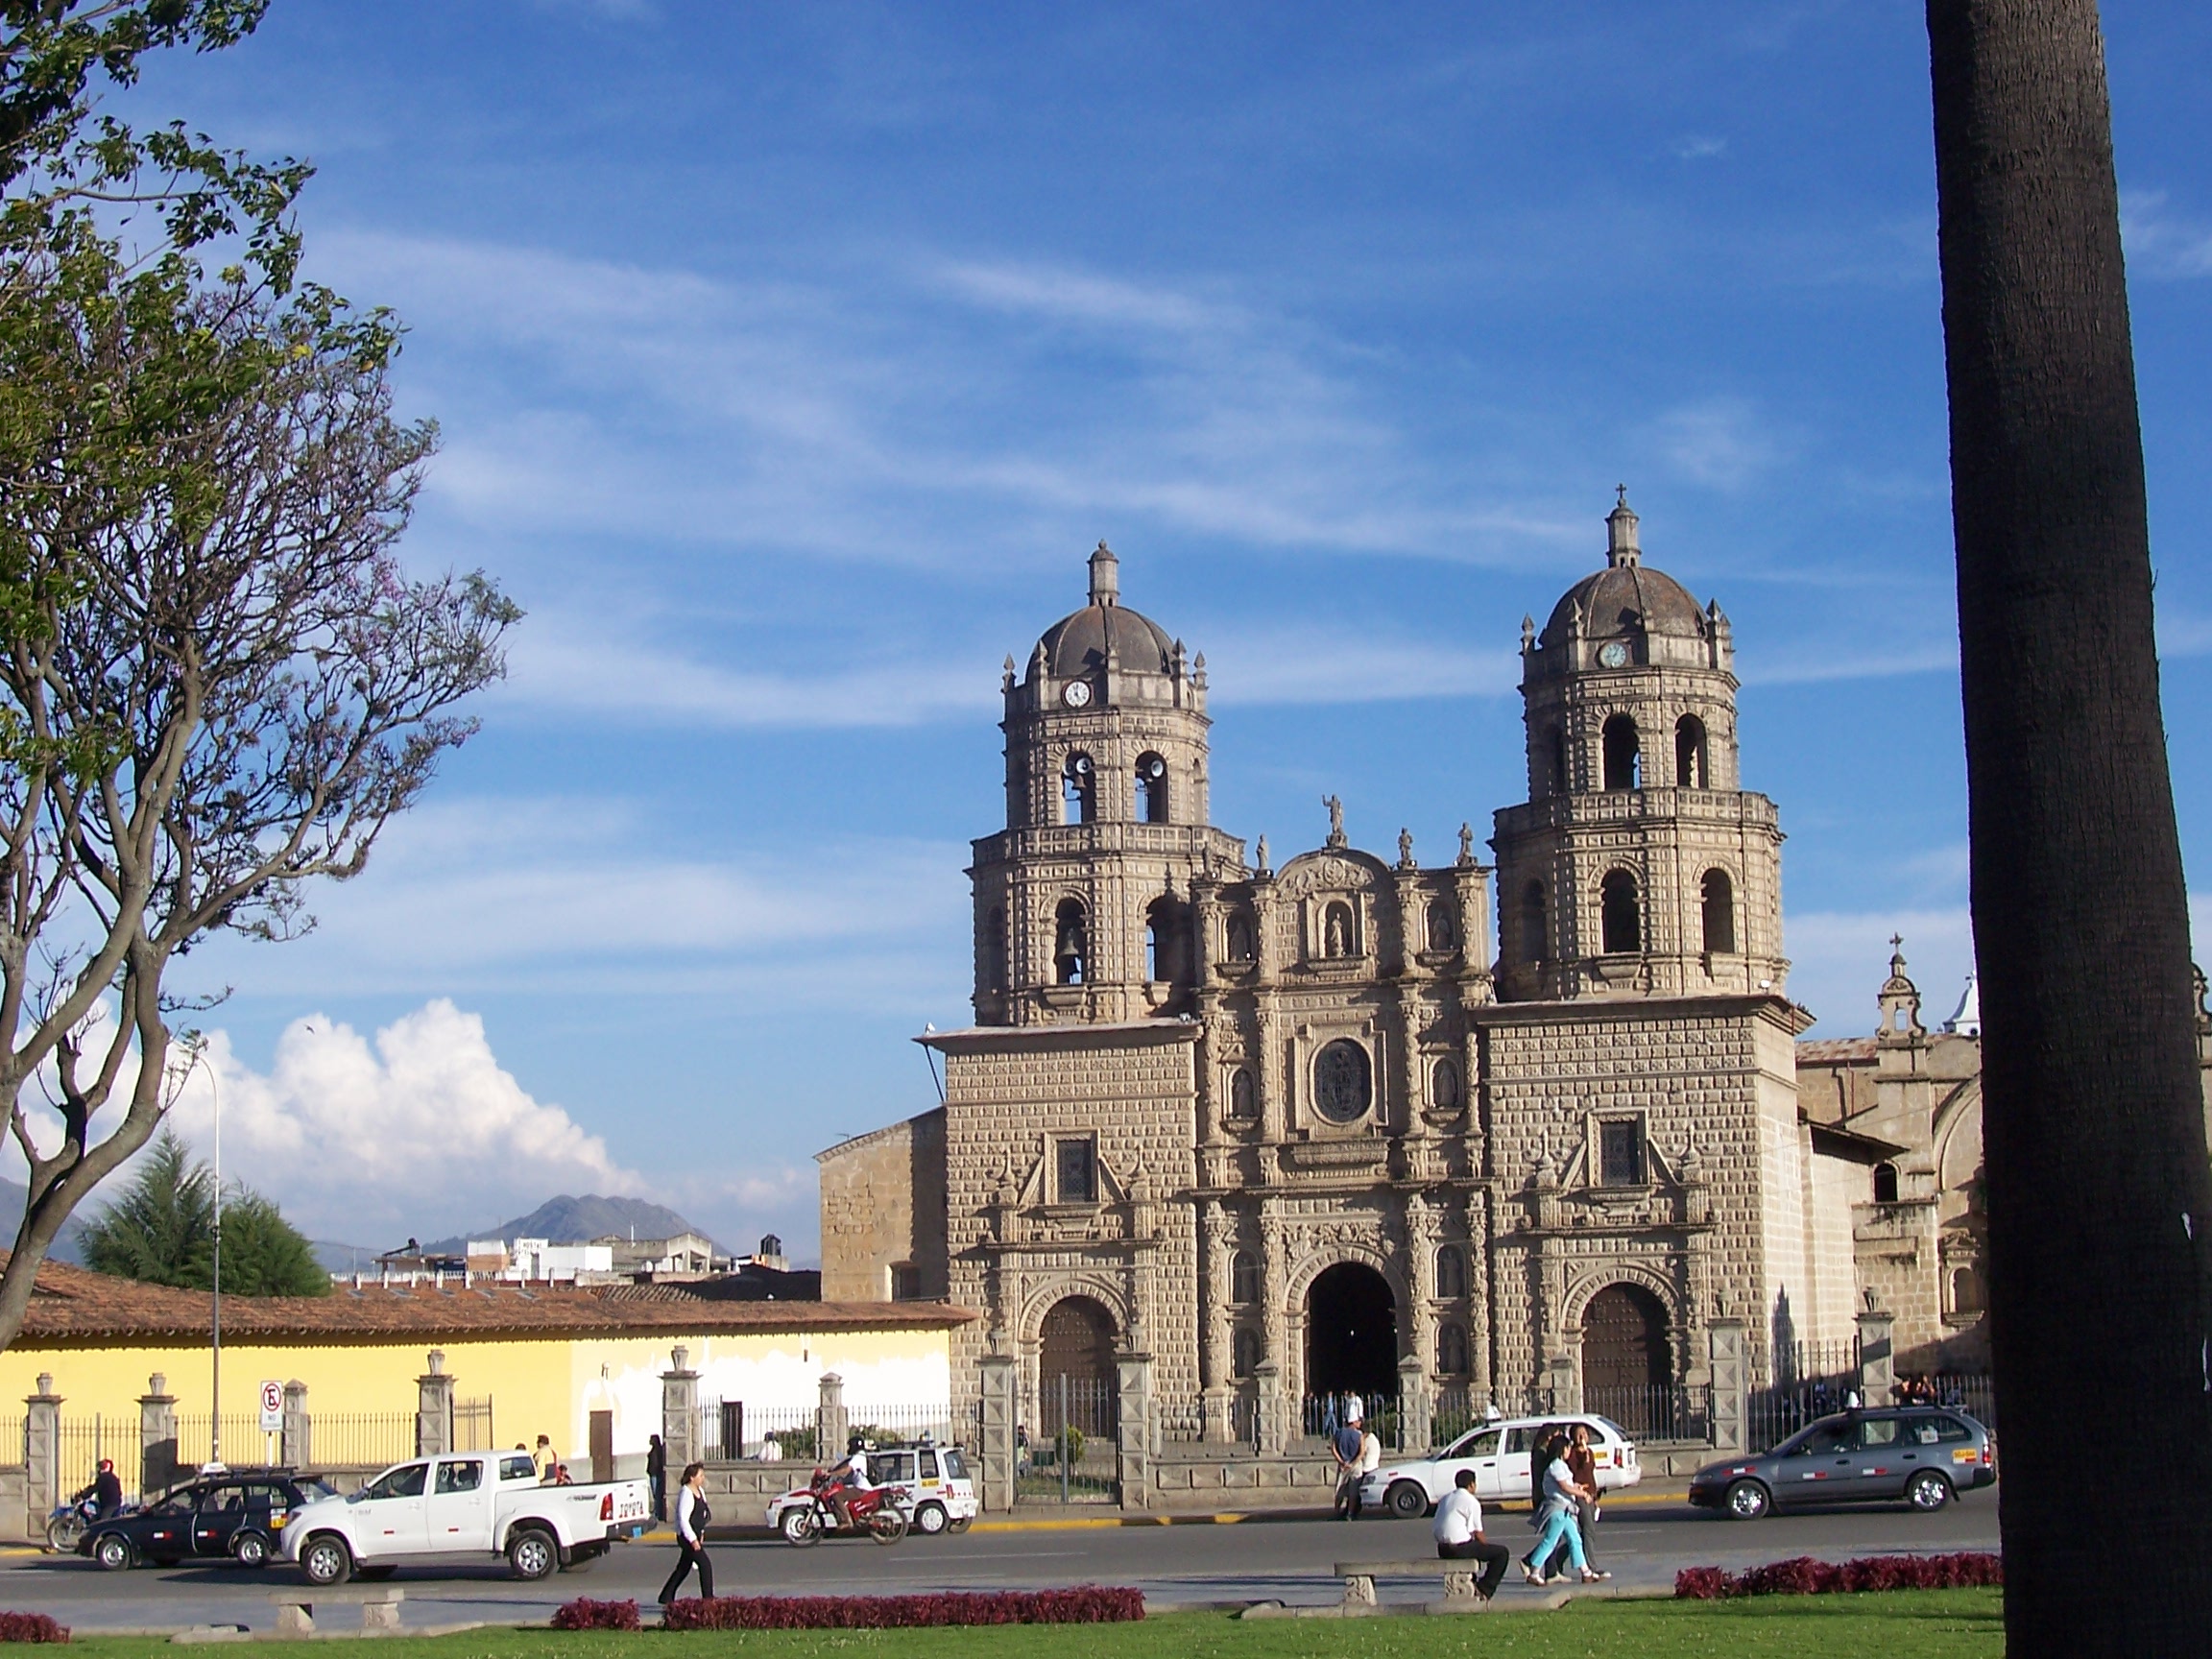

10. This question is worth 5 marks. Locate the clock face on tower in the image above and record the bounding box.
[1062,680,1093,708]
[1598,639,1631,668]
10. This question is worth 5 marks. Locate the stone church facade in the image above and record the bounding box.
[821,499,1969,1436]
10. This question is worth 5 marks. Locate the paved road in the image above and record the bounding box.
[0,1491,2002,1633]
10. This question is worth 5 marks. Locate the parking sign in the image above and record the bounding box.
[259,1380,283,1432]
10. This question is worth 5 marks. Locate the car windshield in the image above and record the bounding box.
[1591,1416,1630,1442]
[152,1491,198,1515]
[359,1463,427,1501]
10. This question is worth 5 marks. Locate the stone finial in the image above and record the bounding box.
[1606,486,1640,568]
[1521,614,1535,651]
[426,1349,445,1376]
[670,1345,690,1374]
[1001,654,1016,692]
[1088,540,1119,607]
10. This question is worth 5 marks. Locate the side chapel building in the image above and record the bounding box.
[817,496,2212,1433]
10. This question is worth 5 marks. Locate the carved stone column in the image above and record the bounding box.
[1252,1360,1284,1455]
[24,1378,59,1533]
[1396,1352,1431,1455]
[1404,1192,1439,1382]
[1259,1200,1287,1409]
[1197,1198,1235,1441]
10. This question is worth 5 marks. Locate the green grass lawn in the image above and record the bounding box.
[61,1590,2006,1659]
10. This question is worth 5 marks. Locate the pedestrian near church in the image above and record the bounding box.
[658,1463,714,1605]
[647,1433,667,1524]
[1432,1469,1509,1601]
[1521,1439,1605,1586]
[1331,1402,1366,1520]
[1565,1422,1601,1569]
[1358,1419,1382,1506]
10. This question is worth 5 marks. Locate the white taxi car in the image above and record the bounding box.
[857,1441,977,1536]
[1359,1414,1642,1518]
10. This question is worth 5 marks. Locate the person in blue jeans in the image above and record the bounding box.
[1522,1446,1605,1585]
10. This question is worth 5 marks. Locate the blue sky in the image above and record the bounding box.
[92,0,2212,1259]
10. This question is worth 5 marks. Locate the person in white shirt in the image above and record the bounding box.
[1431,1469,1508,1599]
[658,1462,714,1604]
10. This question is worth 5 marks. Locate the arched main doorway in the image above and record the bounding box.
[1038,1295,1119,1443]
[1579,1284,1671,1433]
[1305,1262,1398,1401]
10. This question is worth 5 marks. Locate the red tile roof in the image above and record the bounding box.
[7,1256,974,1344]
[1797,1037,1879,1063]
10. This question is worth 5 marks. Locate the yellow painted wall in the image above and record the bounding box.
[0,1325,952,1468]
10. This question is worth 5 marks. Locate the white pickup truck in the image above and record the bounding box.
[283,1450,652,1584]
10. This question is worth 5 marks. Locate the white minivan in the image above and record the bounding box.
[1359,1414,1642,1518]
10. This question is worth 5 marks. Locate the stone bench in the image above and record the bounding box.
[267,1586,403,1638]
[1334,1558,1492,1610]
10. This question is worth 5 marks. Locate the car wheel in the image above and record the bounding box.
[231,1532,269,1570]
[1723,1479,1770,1521]
[780,1506,821,1547]
[92,1533,132,1573]
[507,1528,557,1581]
[300,1535,351,1587]
[948,1517,973,1533]
[1385,1481,1429,1519]
[914,1502,949,1536]
[1907,1470,1953,1512]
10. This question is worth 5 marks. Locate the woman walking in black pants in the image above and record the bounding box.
[659,1463,713,1605]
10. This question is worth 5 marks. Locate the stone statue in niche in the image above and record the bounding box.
[1325,905,1351,958]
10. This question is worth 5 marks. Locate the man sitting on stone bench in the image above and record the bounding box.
[1433,1469,1508,1600]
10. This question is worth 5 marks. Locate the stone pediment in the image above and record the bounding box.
[1275,850,1389,898]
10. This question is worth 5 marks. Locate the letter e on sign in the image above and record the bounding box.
[259,1380,284,1432]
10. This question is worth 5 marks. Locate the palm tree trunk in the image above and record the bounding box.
[1926,1,2212,1650]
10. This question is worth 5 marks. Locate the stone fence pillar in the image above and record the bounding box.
[1396,1354,1431,1454]
[661,1347,700,1473]
[1115,1352,1153,1512]
[977,1356,1017,1513]
[25,1377,60,1537]
[138,1374,178,1498]
[1252,1360,1283,1455]
[280,1381,311,1470]
[1856,1310,1895,1409]
[1546,1353,1580,1416]
[415,1351,453,1458]
[1708,1319,1746,1454]
[816,1372,848,1465]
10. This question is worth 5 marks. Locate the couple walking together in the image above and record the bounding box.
[1431,1423,1607,1600]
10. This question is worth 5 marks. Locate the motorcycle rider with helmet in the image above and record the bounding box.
[821,1435,874,1532]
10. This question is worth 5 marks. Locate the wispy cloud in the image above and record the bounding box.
[2121,190,2212,279]
[1647,398,1788,491]
[1202,626,1519,705]
[1737,639,1957,685]
[1671,134,1727,160]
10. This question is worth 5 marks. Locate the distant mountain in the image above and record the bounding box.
[422,1194,720,1258]
[0,1176,88,1265]
[312,1239,387,1276]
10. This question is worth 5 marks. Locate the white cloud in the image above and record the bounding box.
[1202,626,1519,705]
[2121,190,2212,280]
[1736,639,1957,685]
[1671,135,1727,160]
[1648,398,1787,491]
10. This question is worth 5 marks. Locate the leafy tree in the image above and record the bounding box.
[1925,0,2212,1651]
[0,5,516,1347]
[80,1126,322,1295]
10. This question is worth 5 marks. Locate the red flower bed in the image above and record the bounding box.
[1675,1552,2003,1599]
[552,1599,641,1631]
[661,1588,1144,1630]
[0,1614,67,1644]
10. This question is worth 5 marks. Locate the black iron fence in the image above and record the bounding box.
[1020,1375,1118,1503]
[1583,1382,1711,1443]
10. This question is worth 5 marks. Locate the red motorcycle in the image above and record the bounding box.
[771,1470,910,1546]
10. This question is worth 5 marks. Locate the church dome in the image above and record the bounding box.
[1028,542,1178,679]
[1538,491,1709,650]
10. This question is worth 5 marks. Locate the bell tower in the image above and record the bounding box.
[1491,493,1788,1001]
[970,544,1246,1024]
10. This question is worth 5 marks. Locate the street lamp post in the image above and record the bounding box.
[208,1059,222,1470]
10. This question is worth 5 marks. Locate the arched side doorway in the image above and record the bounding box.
[1037,1294,1119,1443]
[1305,1262,1398,1415]
[1579,1283,1672,1435]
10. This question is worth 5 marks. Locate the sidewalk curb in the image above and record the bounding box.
[966,1490,1691,1532]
